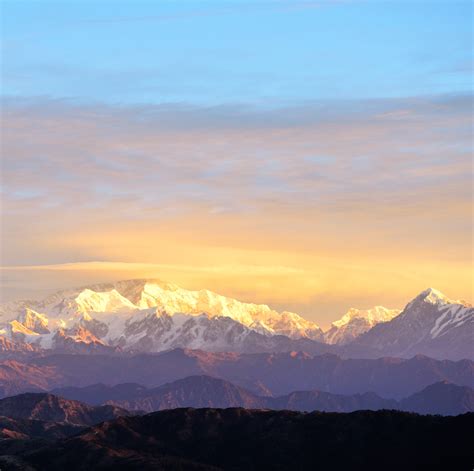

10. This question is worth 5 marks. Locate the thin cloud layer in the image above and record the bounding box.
[1,95,472,322]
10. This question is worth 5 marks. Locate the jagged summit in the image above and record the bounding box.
[348,287,473,360]
[414,288,454,305]
[0,279,324,353]
[332,306,400,328]
[401,288,471,320]
[324,306,401,345]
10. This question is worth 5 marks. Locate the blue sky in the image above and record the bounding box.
[2,1,472,105]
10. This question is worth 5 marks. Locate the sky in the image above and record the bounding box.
[0,0,472,327]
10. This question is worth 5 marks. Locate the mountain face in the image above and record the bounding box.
[3,408,472,471]
[0,392,133,426]
[104,376,266,411]
[0,279,324,354]
[400,381,474,416]
[0,336,39,354]
[0,360,61,398]
[1,349,472,400]
[349,288,473,360]
[324,306,401,345]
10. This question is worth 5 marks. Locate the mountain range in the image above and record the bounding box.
[1,348,472,399]
[51,375,474,416]
[0,280,472,360]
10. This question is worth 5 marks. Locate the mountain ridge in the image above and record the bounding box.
[0,392,133,426]
[49,375,473,416]
[1,349,472,400]
[0,281,472,359]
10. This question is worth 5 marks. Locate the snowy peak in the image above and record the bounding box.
[126,280,323,340]
[0,278,324,353]
[399,288,472,326]
[332,306,400,329]
[350,288,473,360]
[325,306,401,345]
[413,288,455,306]
[9,320,40,337]
[74,288,137,314]
[17,309,50,334]
[408,287,471,309]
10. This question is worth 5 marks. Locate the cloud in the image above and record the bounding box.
[2,93,471,219]
[1,94,472,319]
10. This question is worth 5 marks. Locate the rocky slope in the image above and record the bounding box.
[0,392,133,426]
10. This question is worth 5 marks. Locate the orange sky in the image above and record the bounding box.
[1,255,472,329]
[1,96,472,326]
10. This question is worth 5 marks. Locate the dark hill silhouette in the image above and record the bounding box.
[1,408,472,471]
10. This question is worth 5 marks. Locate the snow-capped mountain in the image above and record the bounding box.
[324,306,401,345]
[349,288,473,360]
[0,283,471,358]
[0,279,324,353]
